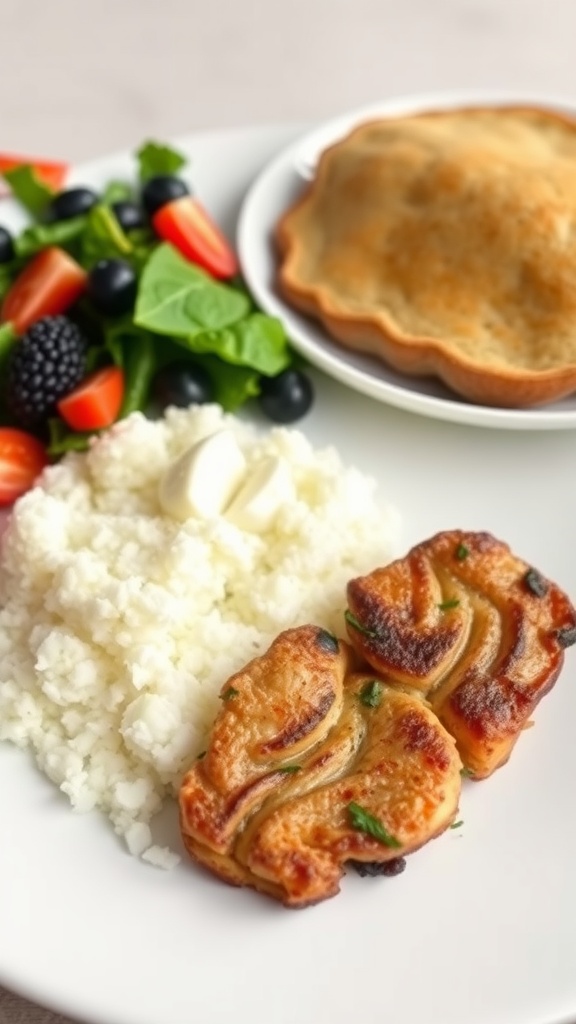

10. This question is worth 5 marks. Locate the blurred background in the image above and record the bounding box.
[2,0,576,162]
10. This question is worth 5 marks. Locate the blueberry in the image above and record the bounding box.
[151,361,214,409]
[49,187,99,221]
[141,175,189,216]
[112,200,146,232]
[258,369,314,423]
[88,259,137,316]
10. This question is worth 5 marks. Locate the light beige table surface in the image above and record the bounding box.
[1,0,576,1021]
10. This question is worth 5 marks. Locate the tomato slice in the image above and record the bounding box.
[57,366,125,431]
[1,246,87,336]
[0,427,49,506]
[152,196,239,279]
[0,153,68,192]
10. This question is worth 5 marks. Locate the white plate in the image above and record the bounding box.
[2,125,576,1024]
[237,90,576,430]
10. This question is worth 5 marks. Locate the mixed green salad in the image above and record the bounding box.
[0,140,313,504]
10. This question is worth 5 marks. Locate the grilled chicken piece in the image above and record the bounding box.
[179,624,462,907]
[346,530,576,778]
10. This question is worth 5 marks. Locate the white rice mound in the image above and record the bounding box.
[0,404,401,865]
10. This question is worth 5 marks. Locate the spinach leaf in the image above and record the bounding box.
[14,216,87,260]
[1,164,55,217]
[186,313,291,375]
[80,205,133,267]
[135,243,249,337]
[193,353,260,410]
[136,141,186,182]
[120,336,157,416]
[0,263,18,302]
[85,340,106,372]
[229,274,257,307]
[0,322,17,349]
[76,205,155,272]
[47,419,94,455]
[104,321,158,417]
[101,180,135,205]
[120,226,156,254]
[0,324,18,424]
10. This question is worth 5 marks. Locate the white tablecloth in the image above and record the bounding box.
[2,0,576,1020]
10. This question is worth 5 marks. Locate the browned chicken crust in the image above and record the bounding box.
[179,624,462,907]
[180,532,575,906]
[276,106,576,407]
[346,530,576,778]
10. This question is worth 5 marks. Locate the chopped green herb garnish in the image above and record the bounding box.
[438,598,460,611]
[276,764,302,774]
[344,609,378,639]
[220,686,239,701]
[460,766,475,778]
[450,820,464,830]
[455,543,469,561]
[348,801,401,848]
[359,680,383,708]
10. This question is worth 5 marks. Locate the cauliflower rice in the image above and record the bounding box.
[0,404,401,864]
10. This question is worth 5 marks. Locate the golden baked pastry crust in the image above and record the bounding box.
[276,106,576,407]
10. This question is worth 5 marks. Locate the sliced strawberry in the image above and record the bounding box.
[152,196,238,279]
[57,366,125,431]
[0,427,48,506]
[1,247,87,336]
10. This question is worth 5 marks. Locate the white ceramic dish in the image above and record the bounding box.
[1,121,576,1024]
[237,90,576,430]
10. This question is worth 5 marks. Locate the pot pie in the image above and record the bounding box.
[276,106,576,407]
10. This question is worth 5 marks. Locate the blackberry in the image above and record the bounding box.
[7,316,88,427]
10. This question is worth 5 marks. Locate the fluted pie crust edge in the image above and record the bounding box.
[276,106,576,408]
